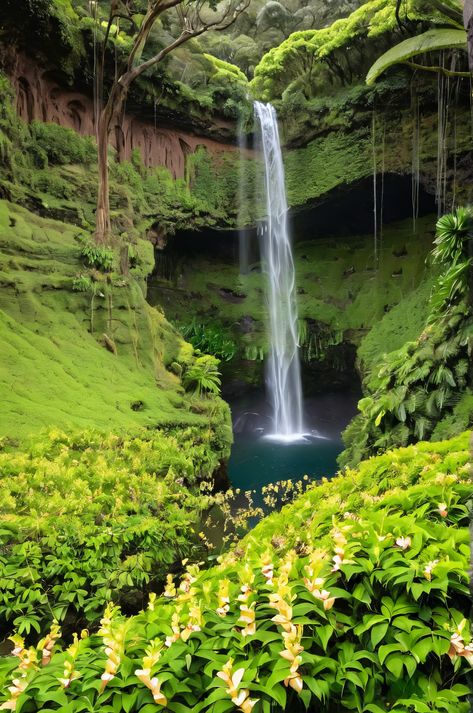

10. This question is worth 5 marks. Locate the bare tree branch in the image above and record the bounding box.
[404,60,470,78]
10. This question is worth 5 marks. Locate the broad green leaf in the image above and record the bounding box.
[367,29,467,85]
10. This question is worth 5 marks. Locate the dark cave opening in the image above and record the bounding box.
[149,173,438,287]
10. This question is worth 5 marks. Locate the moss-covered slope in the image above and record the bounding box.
[0,200,231,444]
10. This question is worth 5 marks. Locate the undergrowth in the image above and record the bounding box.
[0,432,470,712]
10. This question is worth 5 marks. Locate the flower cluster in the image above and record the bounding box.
[423,559,439,581]
[38,621,61,666]
[447,619,473,664]
[269,553,304,692]
[395,536,411,550]
[217,660,258,713]
[58,632,85,689]
[98,604,126,691]
[165,607,182,648]
[0,636,38,711]
[331,527,352,571]
[303,549,335,610]
[216,579,230,617]
[135,640,166,706]
[280,624,304,693]
[238,570,256,637]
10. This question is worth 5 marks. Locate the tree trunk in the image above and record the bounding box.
[95,85,126,244]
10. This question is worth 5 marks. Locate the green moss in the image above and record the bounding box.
[0,200,232,446]
[358,273,436,377]
[284,109,472,209]
[151,216,436,369]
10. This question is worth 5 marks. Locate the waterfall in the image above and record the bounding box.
[372,111,378,268]
[254,102,304,439]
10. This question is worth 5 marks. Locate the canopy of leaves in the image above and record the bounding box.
[251,0,464,101]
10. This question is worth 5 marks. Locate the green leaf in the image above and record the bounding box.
[366,29,467,85]
[370,622,389,648]
[385,653,403,678]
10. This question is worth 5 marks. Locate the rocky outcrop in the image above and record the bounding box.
[6,54,240,180]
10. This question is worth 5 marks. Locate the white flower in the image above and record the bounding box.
[395,536,411,550]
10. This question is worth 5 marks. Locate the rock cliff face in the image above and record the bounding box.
[6,54,240,180]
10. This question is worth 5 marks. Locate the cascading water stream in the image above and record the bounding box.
[254,101,304,440]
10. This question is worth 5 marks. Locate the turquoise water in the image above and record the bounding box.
[227,391,358,491]
[228,435,342,491]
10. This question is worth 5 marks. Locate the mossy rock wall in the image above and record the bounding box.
[148,214,437,391]
[284,109,473,210]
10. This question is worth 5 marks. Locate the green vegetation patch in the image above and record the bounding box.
[0,432,470,711]
[0,425,227,637]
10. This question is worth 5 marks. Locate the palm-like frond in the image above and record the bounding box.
[366,28,467,85]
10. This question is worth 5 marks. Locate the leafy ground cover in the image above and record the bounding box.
[0,432,470,712]
[0,425,229,639]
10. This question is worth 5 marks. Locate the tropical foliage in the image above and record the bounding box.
[340,208,473,467]
[250,0,463,101]
[366,28,467,85]
[0,433,470,712]
[183,355,222,397]
[0,427,225,637]
[179,320,237,362]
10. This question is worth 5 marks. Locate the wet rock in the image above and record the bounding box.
[393,245,407,257]
[219,287,246,303]
[238,315,257,333]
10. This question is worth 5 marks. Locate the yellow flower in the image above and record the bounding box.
[284,673,303,693]
[313,589,336,611]
[216,661,259,713]
[423,560,439,581]
[239,604,256,637]
[135,669,167,707]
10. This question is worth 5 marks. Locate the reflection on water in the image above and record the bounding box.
[228,391,359,491]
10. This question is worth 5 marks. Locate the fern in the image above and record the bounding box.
[434,339,459,362]
[414,416,432,441]
[182,355,221,397]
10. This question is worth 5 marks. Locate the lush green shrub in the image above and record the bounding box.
[0,433,470,712]
[179,320,237,362]
[183,355,222,396]
[30,122,96,166]
[80,240,115,272]
[340,208,473,467]
[0,427,224,637]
